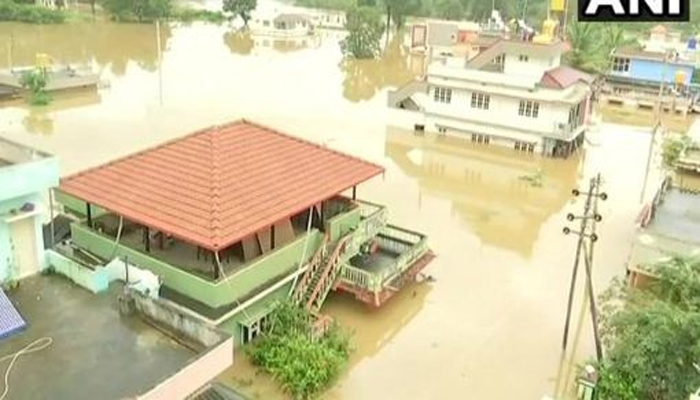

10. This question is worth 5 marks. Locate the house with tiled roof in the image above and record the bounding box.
[389,35,593,158]
[55,120,434,345]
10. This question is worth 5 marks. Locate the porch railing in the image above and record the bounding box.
[345,200,388,258]
[375,225,429,287]
[339,224,429,292]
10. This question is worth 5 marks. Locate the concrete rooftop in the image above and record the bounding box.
[646,189,700,243]
[1,274,195,400]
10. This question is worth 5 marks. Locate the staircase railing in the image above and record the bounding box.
[291,233,329,306]
[305,234,353,314]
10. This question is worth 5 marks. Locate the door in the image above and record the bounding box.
[10,217,39,279]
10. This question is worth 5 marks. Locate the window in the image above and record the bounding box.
[492,54,505,70]
[519,54,529,62]
[518,100,540,118]
[471,92,490,110]
[433,87,452,104]
[612,57,630,73]
[471,133,490,144]
[514,141,535,153]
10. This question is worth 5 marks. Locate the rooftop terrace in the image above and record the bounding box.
[1,274,195,400]
[0,136,51,167]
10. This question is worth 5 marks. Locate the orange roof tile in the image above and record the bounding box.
[60,120,384,250]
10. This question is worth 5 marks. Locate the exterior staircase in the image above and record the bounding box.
[292,233,352,315]
[465,39,506,70]
[387,80,428,110]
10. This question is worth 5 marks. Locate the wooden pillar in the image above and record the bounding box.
[212,251,219,280]
[352,186,356,200]
[144,227,150,253]
[49,189,55,248]
[271,225,275,250]
[86,203,93,228]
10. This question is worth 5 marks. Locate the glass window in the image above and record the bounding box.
[518,100,540,118]
[612,57,630,73]
[470,92,490,110]
[433,87,452,104]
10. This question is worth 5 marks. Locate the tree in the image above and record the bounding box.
[343,5,384,59]
[566,22,606,73]
[596,257,700,400]
[434,0,464,21]
[101,0,172,22]
[222,0,256,26]
[383,0,421,30]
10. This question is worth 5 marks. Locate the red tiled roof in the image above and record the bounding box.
[540,66,594,89]
[60,120,384,251]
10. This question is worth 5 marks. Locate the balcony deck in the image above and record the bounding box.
[338,224,434,307]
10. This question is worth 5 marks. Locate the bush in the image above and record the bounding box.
[172,8,225,23]
[20,68,52,106]
[100,0,172,22]
[596,258,700,400]
[0,0,66,23]
[245,302,351,399]
[662,134,692,169]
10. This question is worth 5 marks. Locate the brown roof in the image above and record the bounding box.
[60,120,384,251]
[540,66,594,89]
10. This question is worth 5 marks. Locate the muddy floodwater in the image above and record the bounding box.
[0,14,679,399]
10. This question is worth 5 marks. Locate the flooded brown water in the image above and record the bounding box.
[0,14,677,400]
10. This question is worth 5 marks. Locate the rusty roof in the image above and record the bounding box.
[60,120,384,251]
[540,66,594,89]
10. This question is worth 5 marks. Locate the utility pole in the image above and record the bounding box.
[561,174,607,363]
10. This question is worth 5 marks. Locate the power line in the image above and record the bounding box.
[561,173,607,363]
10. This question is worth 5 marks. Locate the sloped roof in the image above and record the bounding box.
[60,120,384,251]
[540,66,594,89]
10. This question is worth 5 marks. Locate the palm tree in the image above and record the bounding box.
[566,22,607,73]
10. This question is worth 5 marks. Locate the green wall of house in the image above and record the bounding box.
[70,223,324,309]
[217,281,294,347]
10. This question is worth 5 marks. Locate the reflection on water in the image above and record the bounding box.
[219,284,433,400]
[341,33,424,102]
[385,127,583,259]
[0,19,660,399]
[0,22,171,76]
[223,31,255,55]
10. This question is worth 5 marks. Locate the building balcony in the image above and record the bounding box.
[337,224,434,307]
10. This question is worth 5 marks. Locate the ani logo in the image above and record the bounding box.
[579,0,689,22]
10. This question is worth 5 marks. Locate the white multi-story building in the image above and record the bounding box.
[390,38,594,158]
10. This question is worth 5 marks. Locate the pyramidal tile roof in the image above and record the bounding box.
[60,120,384,250]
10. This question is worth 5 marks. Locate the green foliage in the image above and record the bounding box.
[245,302,351,399]
[434,0,464,20]
[383,0,420,29]
[662,135,692,169]
[0,0,66,23]
[101,0,172,22]
[172,8,225,23]
[222,0,256,26]
[566,22,641,73]
[596,257,700,400]
[295,0,354,11]
[343,5,384,59]
[20,68,52,106]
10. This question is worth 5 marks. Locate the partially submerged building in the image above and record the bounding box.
[57,120,434,345]
[0,137,59,285]
[605,47,696,113]
[389,35,594,158]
